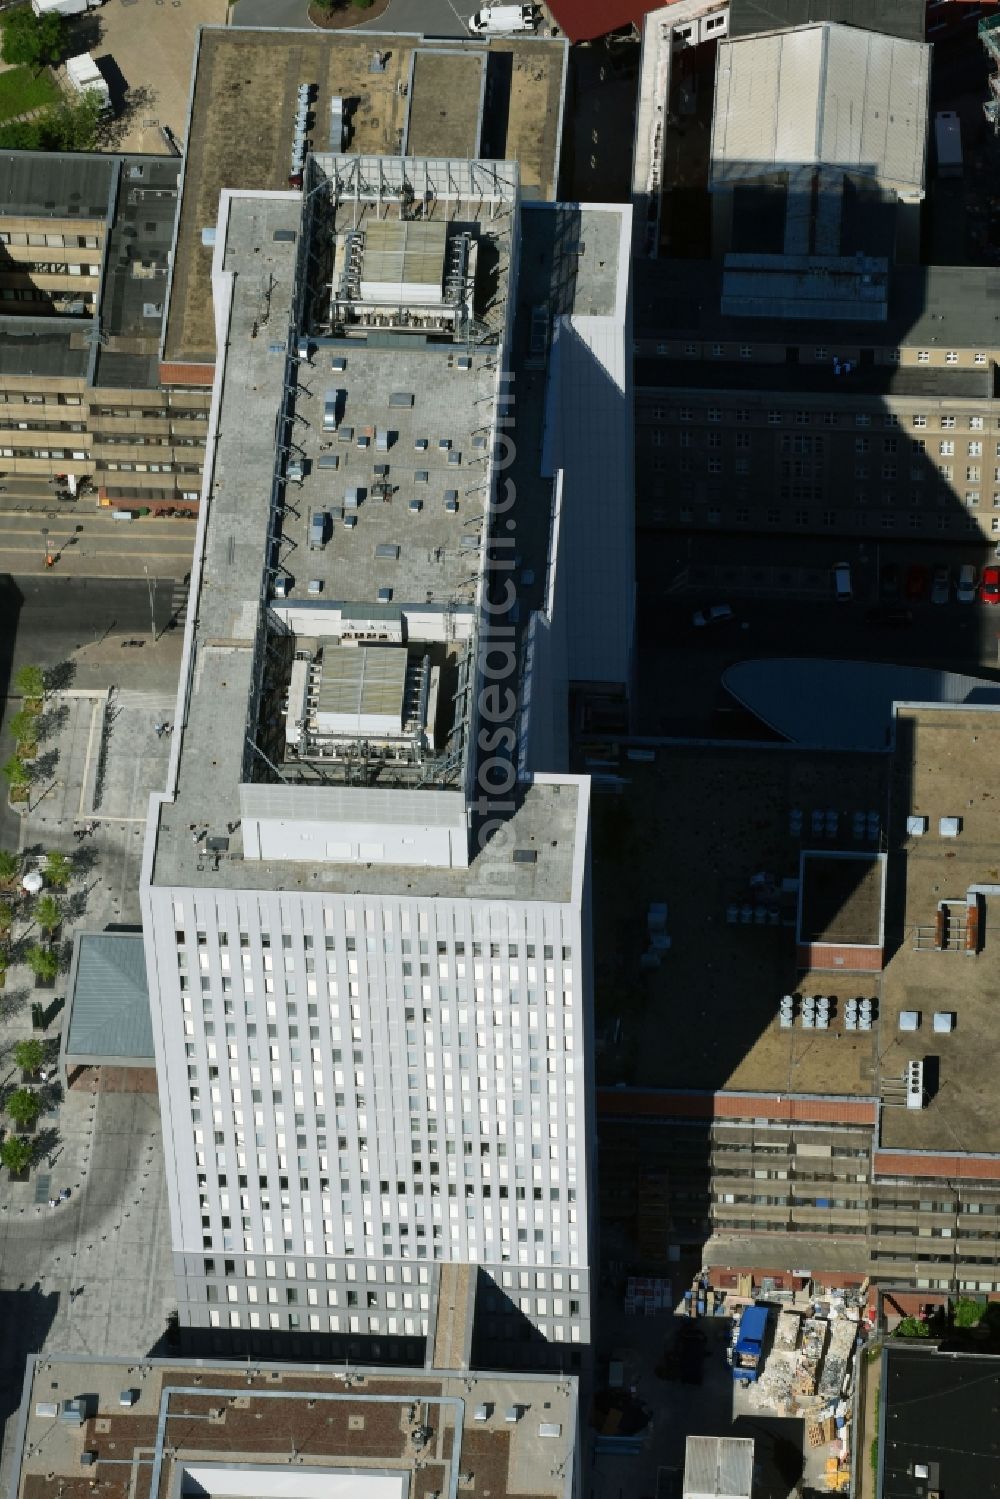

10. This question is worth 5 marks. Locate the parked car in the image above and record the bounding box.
[957,563,978,603]
[905,564,930,600]
[931,566,951,605]
[692,604,735,628]
[981,566,1000,604]
[879,563,900,600]
[864,606,913,629]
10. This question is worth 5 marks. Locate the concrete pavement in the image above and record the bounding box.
[0,683,183,1478]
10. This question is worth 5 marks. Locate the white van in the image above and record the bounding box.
[833,561,852,602]
[468,4,535,34]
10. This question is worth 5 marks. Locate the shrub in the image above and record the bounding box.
[6,1087,41,1128]
[0,1135,32,1175]
[0,850,19,884]
[894,1316,930,1339]
[954,1297,984,1329]
[0,901,13,936]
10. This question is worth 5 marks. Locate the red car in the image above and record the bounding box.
[905,564,930,601]
[981,566,1000,605]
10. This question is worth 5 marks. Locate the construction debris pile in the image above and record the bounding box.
[738,1292,861,1492]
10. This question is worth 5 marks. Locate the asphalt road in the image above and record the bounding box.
[233,0,468,35]
[0,511,196,580]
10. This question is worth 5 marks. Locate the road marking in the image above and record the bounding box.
[78,698,104,819]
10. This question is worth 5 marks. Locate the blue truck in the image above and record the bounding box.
[731,1305,769,1385]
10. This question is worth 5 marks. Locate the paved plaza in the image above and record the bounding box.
[0,688,180,1487]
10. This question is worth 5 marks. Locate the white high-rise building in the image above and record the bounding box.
[141,152,632,1370]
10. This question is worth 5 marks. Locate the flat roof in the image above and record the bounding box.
[163,27,566,367]
[0,318,91,381]
[148,184,585,904]
[798,852,884,946]
[94,156,180,389]
[10,1356,577,1499]
[0,151,114,221]
[64,932,154,1065]
[279,340,490,612]
[881,1342,1000,1499]
[634,258,1000,354]
[728,0,927,44]
[878,705,1000,1154]
[590,745,887,1095]
[711,25,930,200]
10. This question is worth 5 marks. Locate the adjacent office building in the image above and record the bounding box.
[0,151,209,508]
[630,0,1000,547]
[140,125,633,1368]
[597,689,1000,1309]
[8,1353,580,1499]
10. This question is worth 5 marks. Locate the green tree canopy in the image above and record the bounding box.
[6,1086,41,1127]
[0,9,64,71]
[1,757,31,788]
[13,1038,44,1075]
[35,894,60,933]
[0,1135,33,1174]
[43,851,72,889]
[9,709,37,744]
[13,664,45,700]
[25,943,58,981]
[0,850,19,883]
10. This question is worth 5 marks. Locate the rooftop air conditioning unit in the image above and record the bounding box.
[906,1060,925,1110]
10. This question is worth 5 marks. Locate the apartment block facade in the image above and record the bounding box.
[634,311,1000,544]
[0,151,209,506]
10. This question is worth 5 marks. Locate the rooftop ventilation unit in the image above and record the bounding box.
[906,1060,925,1110]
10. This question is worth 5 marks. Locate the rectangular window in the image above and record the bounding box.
[945,351,958,364]
[917,351,929,363]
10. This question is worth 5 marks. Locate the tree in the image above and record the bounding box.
[13,664,45,701]
[35,894,60,934]
[1,757,31,789]
[0,901,13,937]
[0,850,18,884]
[0,1135,33,1176]
[43,851,72,888]
[6,1087,41,1129]
[0,92,101,154]
[40,91,101,150]
[0,9,64,71]
[9,709,37,745]
[25,944,58,982]
[13,1039,44,1076]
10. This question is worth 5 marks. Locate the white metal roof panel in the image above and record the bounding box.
[683,1435,754,1499]
[711,23,930,198]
